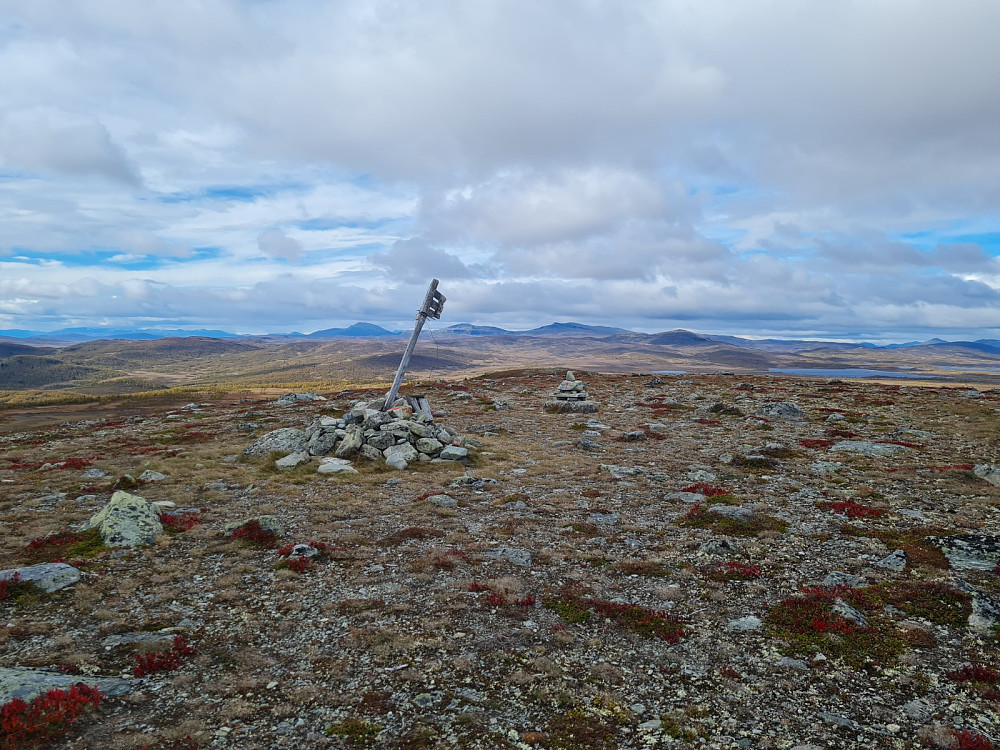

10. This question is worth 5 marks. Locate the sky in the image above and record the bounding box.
[2,0,1000,342]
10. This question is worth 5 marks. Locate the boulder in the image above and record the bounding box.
[317,458,359,475]
[384,442,419,469]
[243,428,309,458]
[439,445,469,461]
[335,424,364,459]
[307,430,339,456]
[0,562,80,593]
[82,491,163,547]
[755,401,805,421]
[973,464,1000,487]
[829,441,909,457]
[275,452,309,469]
[0,668,132,703]
[414,438,444,455]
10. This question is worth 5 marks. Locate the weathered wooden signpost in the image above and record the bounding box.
[381,279,446,412]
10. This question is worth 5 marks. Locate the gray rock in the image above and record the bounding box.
[414,438,444,454]
[274,452,309,469]
[0,667,132,702]
[818,711,856,729]
[876,550,907,572]
[384,442,419,469]
[929,534,1000,571]
[973,464,1000,487]
[82,491,163,547]
[810,460,843,475]
[286,543,320,558]
[697,539,740,556]
[0,562,80,593]
[826,412,846,422]
[493,399,509,411]
[902,699,933,722]
[449,476,498,490]
[367,431,396,451]
[427,494,458,508]
[335,424,364,459]
[953,580,1000,631]
[439,445,469,461]
[402,420,434,439]
[307,429,339,456]
[544,400,598,414]
[138,469,168,482]
[727,615,763,632]
[706,505,755,522]
[588,512,619,525]
[575,438,601,451]
[776,657,808,670]
[601,464,646,479]
[317,458,358,475]
[359,444,383,461]
[830,441,909,457]
[243,428,309,458]
[485,546,532,566]
[832,598,868,627]
[756,401,805,420]
[822,571,868,589]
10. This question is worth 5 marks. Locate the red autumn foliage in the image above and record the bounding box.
[230,520,278,548]
[714,561,763,579]
[947,664,1000,684]
[160,512,201,532]
[0,684,103,749]
[133,637,195,677]
[285,557,313,574]
[680,483,732,497]
[27,533,83,551]
[828,501,885,519]
[799,439,835,449]
[951,729,996,750]
[0,572,21,601]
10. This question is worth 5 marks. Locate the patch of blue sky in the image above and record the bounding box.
[295,216,405,232]
[154,182,306,204]
[895,224,1000,254]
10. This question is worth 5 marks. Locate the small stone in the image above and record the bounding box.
[727,616,763,632]
[875,550,907,572]
[777,657,808,670]
[485,547,532,567]
[0,563,80,593]
[138,469,168,482]
[426,494,458,507]
[822,571,868,589]
[439,445,469,461]
[274,452,309,469]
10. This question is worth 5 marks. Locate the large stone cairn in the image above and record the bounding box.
[245,398,477,472]
[544,371,597,413]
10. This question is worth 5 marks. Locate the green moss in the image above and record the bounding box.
[871,581,972,626]
[545,598,593,624]
[676,507,788,537]
[68,528,106,559]
[764,587,905,668]
[544,710,617,750]
[324,718,382,746]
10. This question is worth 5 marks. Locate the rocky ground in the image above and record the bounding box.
[1,371,999,750]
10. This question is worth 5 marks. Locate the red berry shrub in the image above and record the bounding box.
[1,684,103,749]
[133,637,195,677]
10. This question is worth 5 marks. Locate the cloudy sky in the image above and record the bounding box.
[2,1,1000,341]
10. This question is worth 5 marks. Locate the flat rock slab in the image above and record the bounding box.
[544,400,598,414]
[82,491,162,547]
[485,546,532,567]
[829,441,910,457]
[0,562,80,593]
[973,464,1000,487]
[929,534,1000,571]
[243,428,308,458]
[0,667,132,703]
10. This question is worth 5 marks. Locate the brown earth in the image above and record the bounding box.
[1,371,999,749]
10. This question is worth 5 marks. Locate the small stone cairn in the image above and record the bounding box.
[544,371,597,414]
[244,396,479,472]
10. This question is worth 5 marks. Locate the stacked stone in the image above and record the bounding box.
[544,371,598,413]
[245,399,479,472]
[554,371,588,400]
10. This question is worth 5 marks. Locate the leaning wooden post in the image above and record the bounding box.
[382,279,446,411]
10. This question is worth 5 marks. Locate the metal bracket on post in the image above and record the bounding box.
[382,279,446,412]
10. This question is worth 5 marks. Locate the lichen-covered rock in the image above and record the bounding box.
[0,667,132,703]
[830,441,909,457]
[138,469,168,482]
[439,445,469,461]
[307,429,338,456]
[275,451,309,469]
[384,442,419,469]
[755,401,805,420]
[243,428,308,458]
[0,562,80,593]
[335,424,364,459]
[929,534,1000,571]
[973,464,1000,487]
[82,491,163,547]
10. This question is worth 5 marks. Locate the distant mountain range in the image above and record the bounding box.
[2,321,1000,355]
